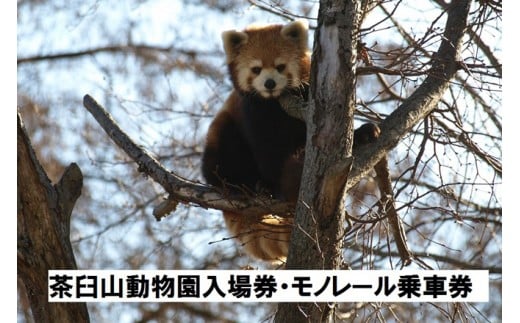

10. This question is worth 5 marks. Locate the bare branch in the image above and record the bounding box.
[357,65,427,77]
[349,245,501,274]
[17,44,218,64]
[346,0,473,192]
[432,0,502,78]
[82,94,296,219]
[433,116,502,176]
[247,0,314,21]
[374,156,413,265]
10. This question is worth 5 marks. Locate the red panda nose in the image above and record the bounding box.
[264,79,276,90]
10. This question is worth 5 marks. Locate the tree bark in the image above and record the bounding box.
[17,113,90,323]
[275,1,362,322]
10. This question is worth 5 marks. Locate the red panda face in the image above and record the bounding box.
[222,21,311,99]
[238,57,291,98]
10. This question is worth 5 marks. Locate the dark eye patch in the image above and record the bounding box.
[251,66,262,75]
[276,64,286,73]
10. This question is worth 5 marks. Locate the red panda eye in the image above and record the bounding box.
[276,64,286,73]
[251,67,262,75]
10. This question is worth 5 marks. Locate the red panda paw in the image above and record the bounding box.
[353,123,381,148]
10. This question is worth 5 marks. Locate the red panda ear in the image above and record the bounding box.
[222,30,248,61]
[281,20,309,49]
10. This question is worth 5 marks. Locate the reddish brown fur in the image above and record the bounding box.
[224,22,311,98]
[231,24,309,72]
[202,21,381,262]
[202,21,310,262]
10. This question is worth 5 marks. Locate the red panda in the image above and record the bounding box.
[202,21,380,262]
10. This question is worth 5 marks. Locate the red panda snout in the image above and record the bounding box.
[251,68,288,98]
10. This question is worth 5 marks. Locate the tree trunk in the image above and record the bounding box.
[17,113,90,323]
[275,0,472,321]
[275,1,361,321]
